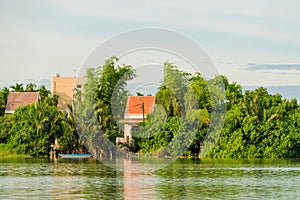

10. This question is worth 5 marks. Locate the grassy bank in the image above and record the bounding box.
[0,144,29,158]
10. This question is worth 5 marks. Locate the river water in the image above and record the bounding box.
[0,158,299,199]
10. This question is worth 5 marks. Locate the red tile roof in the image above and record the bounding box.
[125,96,155,115]
[5,92,40,113]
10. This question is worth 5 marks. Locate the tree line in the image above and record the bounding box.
[0,83,85,156]
[76,57,300,158]
[133,62,300,158]
[1,57,300,158]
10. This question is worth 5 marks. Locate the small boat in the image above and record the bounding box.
[58,154,93,158]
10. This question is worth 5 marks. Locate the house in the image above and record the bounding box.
[5,92,40,114]
[51,74,84,110]
[120,96,156,144]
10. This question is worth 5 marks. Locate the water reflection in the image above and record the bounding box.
[155,159,300,199]
[0,158,300,199]
[121,158,155,200]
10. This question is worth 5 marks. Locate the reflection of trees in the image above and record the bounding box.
[155,162,188,199]
[47,160,123,199]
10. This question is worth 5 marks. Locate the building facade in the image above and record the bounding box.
[122,96,155,144]
[51,74,84,110]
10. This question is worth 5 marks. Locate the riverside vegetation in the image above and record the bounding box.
[0,57,300,158]
[0,84,85,157]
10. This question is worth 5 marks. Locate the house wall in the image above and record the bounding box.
[122,96,155,145]
[124,114,144,119]
[124,124,132,144]
[51,76,84,110]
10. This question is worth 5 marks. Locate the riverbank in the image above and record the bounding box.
[0,144,29,158]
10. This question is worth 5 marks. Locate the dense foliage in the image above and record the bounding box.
[73,56,135,158]
[133,62,300,158]
[0,83,84,156]
[1,57,299,158]
[211,87,300,158]
[133,62,220,157]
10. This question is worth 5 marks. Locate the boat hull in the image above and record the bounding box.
[58,154,93,158]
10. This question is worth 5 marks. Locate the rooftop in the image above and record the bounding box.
[125,96,155,115]
[5,92,40,113]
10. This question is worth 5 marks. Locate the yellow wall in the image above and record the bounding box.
[51,76,84,110]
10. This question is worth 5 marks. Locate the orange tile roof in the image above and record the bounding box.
[125,96,155,115]
[5,92,40,113]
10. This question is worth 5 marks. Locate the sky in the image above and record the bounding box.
[0,0,300,96]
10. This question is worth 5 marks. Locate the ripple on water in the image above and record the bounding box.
[0,158,300,199]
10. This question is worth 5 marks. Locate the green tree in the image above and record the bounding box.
[0,84,84,156]
[10,83,24,92]
[25,83,37,92]
[74,56,135,159]
[0,87,9,116]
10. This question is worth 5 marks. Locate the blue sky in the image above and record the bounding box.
[0,0,300,88]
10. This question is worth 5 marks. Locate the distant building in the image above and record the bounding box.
[51,74,84,110]
[119,96,155,144]
[5,92,40,114]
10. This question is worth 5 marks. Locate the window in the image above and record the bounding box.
[132,126,138,132]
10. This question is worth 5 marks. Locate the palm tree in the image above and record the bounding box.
[26,83,37,92]
[242,88,281,123]
[10,83,24,92]
[38,85,50,101]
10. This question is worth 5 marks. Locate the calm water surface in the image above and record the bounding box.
[0,158,299,199]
